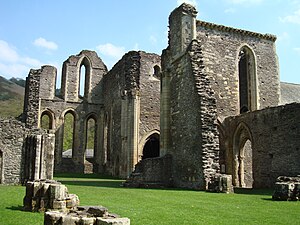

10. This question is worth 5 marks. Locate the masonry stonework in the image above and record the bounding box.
[0,118,54,184]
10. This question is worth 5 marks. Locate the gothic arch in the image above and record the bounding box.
[232,122,254,188]
[139,130,160,160]
[237,45,258,113]
[61,109,77,158]
[84,112,98,158]
[40,109,55,129]
[78,56,92,98]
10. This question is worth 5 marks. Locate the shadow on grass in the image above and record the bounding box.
[58,180,124,188]
[6,205,23,211]
[234,187,273,196]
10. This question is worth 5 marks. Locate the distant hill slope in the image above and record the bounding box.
[0,76,25,118]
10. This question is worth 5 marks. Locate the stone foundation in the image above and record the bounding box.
[272,176,300,201]
[44,206,130,225]
[207,174,234,194]
[23,180,79,212]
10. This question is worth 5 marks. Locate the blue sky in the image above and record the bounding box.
[0,0,299,88]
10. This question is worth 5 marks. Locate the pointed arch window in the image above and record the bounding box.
[238,46,257,113]
[62,111,75,158]
[79,57,91,99]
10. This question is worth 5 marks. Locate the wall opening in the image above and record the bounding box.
[78,57,91,99]
[79,65,86,98]
[153,65,161,79]
[40,111,53,129]
[233,123,253,188]
[62,111,75,158]
[238,46,257,114]
[142,133,160,160]
[84,116,96,173]
[0,150,2,184]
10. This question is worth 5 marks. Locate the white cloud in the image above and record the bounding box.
[280,9,300,25]
[96,43,125,59]
[0,40,19,63]
[177,0,197,7]
[33,37,58,50]
[0,40,43,79]
[225,0,263,4]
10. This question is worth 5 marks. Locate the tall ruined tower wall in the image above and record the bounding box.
[161,4,220,190]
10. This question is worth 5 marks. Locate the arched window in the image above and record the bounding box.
[153,65,161,79]
[40,111,53,129]
[233,123,253,188]
[142,133,160,160]
[62,111,75,158]
[79,65,86,98]
[238,46,257,114]
[78,57,91,99]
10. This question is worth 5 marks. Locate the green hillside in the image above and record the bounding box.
[0,76,25,118]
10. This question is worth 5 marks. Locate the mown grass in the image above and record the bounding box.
[0,174,299,225]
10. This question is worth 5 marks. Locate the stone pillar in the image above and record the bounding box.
[120,93,140,178]
[169,3,197,57]
[160,66,171,156]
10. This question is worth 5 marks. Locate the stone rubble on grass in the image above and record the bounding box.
[44,206,130,225]
[23,180,130,225]
[272,176,300,201]
[23,179,79,212]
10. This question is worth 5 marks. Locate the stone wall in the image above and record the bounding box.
[123,154,172,188]
[0,118,54,184]
[196,20,280,119]
[102,51,160,178]
[221,103,300,188]
[160,4,220,190]
[24,50,107,174]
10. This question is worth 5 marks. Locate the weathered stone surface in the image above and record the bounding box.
[272,176,300,201]
[207,174,234,193]
[0,118,55,184]
[221,103,300,188]
[23,180,79,212]
[123,154,172,188]
[44,207,130,225]
[96,218,130,225]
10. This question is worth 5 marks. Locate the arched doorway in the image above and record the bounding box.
[233,123,253,188]
[84,115,97,173]
[142,133,160,160]
[238,46,257,114]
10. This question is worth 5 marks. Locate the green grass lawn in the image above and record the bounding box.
[0,174,299,225]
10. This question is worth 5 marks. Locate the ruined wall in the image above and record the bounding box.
[102,51,161,178]
[196,21,280,119]
[138,52,160,149]
[24,50,108,174]
[221,103,300,188]
[0,118,54,184]
[161,4,220,190]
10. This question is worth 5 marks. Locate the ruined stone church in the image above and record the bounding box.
[1,3,299,190]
